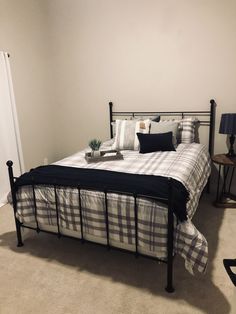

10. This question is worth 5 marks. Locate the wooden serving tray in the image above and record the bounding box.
[85,150,123,163]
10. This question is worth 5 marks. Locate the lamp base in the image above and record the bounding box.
[227,134,236,158]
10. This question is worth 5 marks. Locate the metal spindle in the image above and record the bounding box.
[165,178,174,293]
[134,194,139,258]
[54,186,61,238]
[78,187,84,243]
[109,102,113,139]
[32,184,40,233]
[104,191,110,249]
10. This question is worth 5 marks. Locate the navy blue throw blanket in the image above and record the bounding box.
[15,165,189,222]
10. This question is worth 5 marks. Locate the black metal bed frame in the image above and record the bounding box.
[7,99,216,293]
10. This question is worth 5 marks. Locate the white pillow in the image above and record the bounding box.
[112,119,151,150]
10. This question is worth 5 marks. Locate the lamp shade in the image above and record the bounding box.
[219,113,236,135]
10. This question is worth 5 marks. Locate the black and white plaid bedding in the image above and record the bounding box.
[13,142,210,274]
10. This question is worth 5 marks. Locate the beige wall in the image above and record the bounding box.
[46,0,236,160]
[0,0,56,170]
[1,0,236,169]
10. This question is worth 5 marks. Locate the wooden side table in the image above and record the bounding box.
[212,154,236,207]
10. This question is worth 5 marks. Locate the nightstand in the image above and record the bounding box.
[212,154,236,207]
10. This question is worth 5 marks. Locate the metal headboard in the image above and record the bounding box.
[109,99,216,157]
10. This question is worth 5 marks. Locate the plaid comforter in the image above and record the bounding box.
[13,142,210,274]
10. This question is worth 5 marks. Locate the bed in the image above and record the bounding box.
[7,99,216,293]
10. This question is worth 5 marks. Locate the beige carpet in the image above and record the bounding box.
[0,194,235,314]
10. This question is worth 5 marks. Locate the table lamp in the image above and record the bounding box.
[219,113,236,157]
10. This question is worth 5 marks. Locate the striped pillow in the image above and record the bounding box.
[112,119,151,150]
[180,117,198,144]
[159,117,198,144]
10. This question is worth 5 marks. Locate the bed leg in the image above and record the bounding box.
[7,160,24,247]
[165,178,175,293]
[16,220,23,247]
[165,256,174,293]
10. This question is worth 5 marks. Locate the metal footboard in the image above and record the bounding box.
[7,160,175,293]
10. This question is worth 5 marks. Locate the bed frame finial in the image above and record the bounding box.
[6,160,13,167]
[210,99,216,105]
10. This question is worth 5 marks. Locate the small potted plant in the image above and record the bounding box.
[89,139,102,157]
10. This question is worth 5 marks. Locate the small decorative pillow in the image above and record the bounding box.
[150,121,179,146]
[137,132,176,154]
[112,119,150,150]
